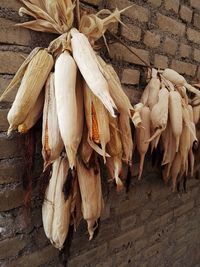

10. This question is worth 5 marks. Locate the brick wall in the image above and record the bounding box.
[0,1,200,267]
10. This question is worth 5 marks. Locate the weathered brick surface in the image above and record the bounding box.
[109,43,150,66]
[0,18,31,46]
[179,44,191,58]
[171,60,197,76]
[163,37,178,55]
[180,5,193,22]
[148,0,162,7]
[194,13,200,29]
[1,1,200,267]
[165,0,180,13]
[107,1,149,23]
[0,0,21,11]
[154,54,168,69]
[121,24,141,42]
[190,0,200,10]
[121,69,140,85]
[187,28,200,44]
[143,31,160,48]
[194,48,200,62]
[157,13,185,36]
[0,51,26,74]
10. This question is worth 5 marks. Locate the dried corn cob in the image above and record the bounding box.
[42,73,63,168]
[7,49,53,134]
[83,81,110,162]
[77,157,104,240]
[42,156,72,250]
[70,28,117,117]
[18,89,44,133]
[55,50,83,170]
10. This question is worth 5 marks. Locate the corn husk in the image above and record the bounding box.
[55,50,83,169]
[18,89,44,133]
[96,55,133,115]
[71,28,117,117]
[106,116,123,191]
[42,73,64,168]
[77,157,104,240]
[119,113,133,165]
[7,49,53,134]
[42,156,72,250]
[17,0,75,34]
[83,81,110,162]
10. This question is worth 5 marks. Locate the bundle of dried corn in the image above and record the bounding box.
[137,67,200,192]
[0,0,141,249]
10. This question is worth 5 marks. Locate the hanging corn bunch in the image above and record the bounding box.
[137,67,199,192]
[0,0,142,251]
[1,0,200,254]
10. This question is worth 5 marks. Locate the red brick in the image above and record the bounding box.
[109,43,150,66]
[194,13,200,29]
[194,49,200,62]
[171,60,197,76]
[121,69,140,85]
[107,0,149,23]
[121,24,141,42]
[0,18,31,46]
[180,5,193,22]
[157,13,185,36]
[179,44,191,58]
[143,31,160,48]
[190,0,200,10]
[154,54,168,69]
[163,37,178,55]
[0,51,26,74]
[165,0,180,13]
[187,28,200,44]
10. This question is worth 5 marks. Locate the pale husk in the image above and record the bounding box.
[96,55,133,115]
[18,0,75,34]
[51,157,72,249]
[71,28,117,117]
[7,49,53,134]
[118,113,133,165]
[106,116,123,191]
[55,50,83,169]
[76,157,104,240]
[42,73,64,168]
[42,157,72,249]
[18,89,44,133]
[83,81,110,162]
